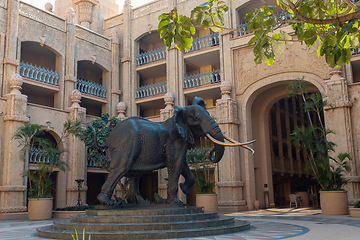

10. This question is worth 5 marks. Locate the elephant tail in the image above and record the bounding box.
[87,123,107,149]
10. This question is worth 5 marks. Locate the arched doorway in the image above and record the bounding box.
[245,76,326,209]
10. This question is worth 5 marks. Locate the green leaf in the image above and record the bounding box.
[272,40,286,55]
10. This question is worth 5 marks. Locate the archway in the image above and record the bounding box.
[243,75,326,209]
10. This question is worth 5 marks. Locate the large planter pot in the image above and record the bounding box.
[350,208,360,217]
[320,191,349,215]
[196,193,218,211]
[28,198,53,220]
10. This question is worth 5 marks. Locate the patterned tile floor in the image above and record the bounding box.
[1,208,360,240]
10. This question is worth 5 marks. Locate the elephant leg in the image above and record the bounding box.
[180,163,195,195]
[166,151,187,204]
[98,144,139,206]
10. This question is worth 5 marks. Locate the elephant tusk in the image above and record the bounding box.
[224,134,255,155]
[206,133,255,154]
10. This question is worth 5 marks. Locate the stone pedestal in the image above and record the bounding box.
[0,75,29,219]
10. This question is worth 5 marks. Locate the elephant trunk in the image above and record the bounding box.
[205,119,225,163]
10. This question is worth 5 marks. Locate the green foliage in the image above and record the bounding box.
[80,113,119,168]
[288,79,351,191]
[186,147,215,194]
[15,120,82,198]
[354,201,360,208]
[158,0,360,67]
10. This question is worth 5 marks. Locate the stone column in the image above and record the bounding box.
[325,67,358,204]
[73,0,98,29]
[2,0,20,96]
[64,8,77,109]
[215,81,247,211]
[116,101,127,121]
[0,74,29,219]
[157,93,175,199]
[121,0,136,116]
[110,29,121,116]
[66,90,87,206]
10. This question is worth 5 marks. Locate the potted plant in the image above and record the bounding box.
[288,79,351,215]
[187,147,218,211]
[14,120,82,220]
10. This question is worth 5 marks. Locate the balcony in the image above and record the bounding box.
[20,61,59,85]
[76,77,107,98]
[184,69,221,89]
[185,33,219,54]
[237,11,292,37]
[136,47,167,66]
[136,81,167,99]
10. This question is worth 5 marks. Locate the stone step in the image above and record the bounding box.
[86,206,203,217]
[36,220,250,240]
[70,211,219,223]
[53,216,233,232]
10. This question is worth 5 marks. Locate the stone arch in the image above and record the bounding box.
[240,73,326,208]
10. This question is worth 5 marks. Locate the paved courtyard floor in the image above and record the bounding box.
[1,208,359,240]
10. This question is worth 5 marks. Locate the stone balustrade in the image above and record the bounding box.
[136,81,167,98]
[184,69,221,89]
[19,61,59,85]
[76,77,107,98]
[136,47,167,66]
[185,32,219,53]
[237,11,292,37]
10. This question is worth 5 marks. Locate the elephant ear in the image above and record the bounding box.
[192,97,206,109]
[173,106,194,144]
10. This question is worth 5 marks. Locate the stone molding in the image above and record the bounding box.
[324,101,352,110]
[3,58,19,66]
[344,176,360,183]
[121,57,131,63]
[0,206,27,213]
[218,200,246,206]
[66,186,88,192]
[216,181,244,188]
[215,98,240,125]
[4,115,29,122]
[75,25,110,50]
[0,185,27,192]
[65,75,77,82]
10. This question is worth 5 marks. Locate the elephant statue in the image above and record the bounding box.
[92,97,254,206]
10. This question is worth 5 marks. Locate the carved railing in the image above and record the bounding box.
[133,0,168,19]
[19,2,66,31]
[136,81,167,98]
[20,61,59,85]
[87,154,110,168]
[352,48,360,55]
[104,14,124,29]
[184,69,221,89]
[185,32,219,53]
[136,47,167,66]
[76,78,107,98]
[29,148,50,164]
[237,11,292,37]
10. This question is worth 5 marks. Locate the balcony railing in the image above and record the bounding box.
[87,154,110,168]
[237,11,292,37]
[184,69,221,89]
[136,47,166,66]
[76,77,107,98]
[20,61,59,85]
[185,32,219,53]
[352,48,360,55]
[136,81,167,98]
[29,148,50,164]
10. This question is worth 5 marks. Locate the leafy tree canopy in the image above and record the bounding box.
[158,0,360,67]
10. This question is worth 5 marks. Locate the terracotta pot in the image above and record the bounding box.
[320,191,349,215]
[196,193,218,211]
[28,198,53,220]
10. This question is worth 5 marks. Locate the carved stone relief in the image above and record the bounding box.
[234,43,329,95]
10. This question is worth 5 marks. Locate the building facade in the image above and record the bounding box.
[0,0,360,219]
